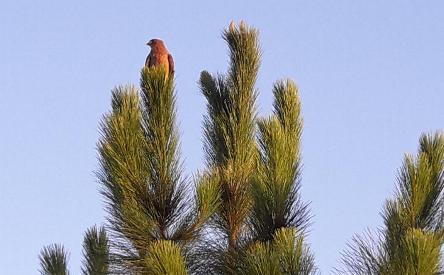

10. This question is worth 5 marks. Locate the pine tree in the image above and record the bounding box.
[39,226,109,275]
[243,80,315,275]
[40,21,315,275]
[39,244,69,275]
[97,67,219,273]
[82,226,110,275]
[198,21,316,275]
[38,21,444,275]
[338,132,444,275]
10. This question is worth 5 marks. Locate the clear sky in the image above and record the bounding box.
[1,1,443,274]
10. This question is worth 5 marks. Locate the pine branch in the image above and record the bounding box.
[338,132,444,274]
[139,67,186,239]
[98,68,216,273]
[98,70,188,271]
[243,228,316,275]
[200,21,259,169]
[251,79,309,242]
[98,84,155,263]
[39,244,70,275]
[81,226,110,275]
[199,22,261,273]
[142,240,188,275]
[170,172,221,243]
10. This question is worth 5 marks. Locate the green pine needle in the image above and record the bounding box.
[251,79,309,242]
[339,132,444,274]
[244,228,316,275]
[81,226,110,275]
[39,244,70,275]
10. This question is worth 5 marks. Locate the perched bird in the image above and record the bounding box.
[145,38,174,77]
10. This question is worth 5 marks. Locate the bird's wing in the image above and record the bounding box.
[168,54,174,75]
[145,53,152,67]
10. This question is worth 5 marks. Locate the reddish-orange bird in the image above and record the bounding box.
[145,39,174,77]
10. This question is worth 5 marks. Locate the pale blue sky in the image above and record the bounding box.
[1,1,443,274]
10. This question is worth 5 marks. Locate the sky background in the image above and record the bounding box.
[1,1,443,274]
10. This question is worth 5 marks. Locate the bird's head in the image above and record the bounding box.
[146,38,165,49]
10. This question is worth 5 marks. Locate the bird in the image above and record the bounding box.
[145,38,174,77]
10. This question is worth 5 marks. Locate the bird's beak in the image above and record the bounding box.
[146,41,151,46]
